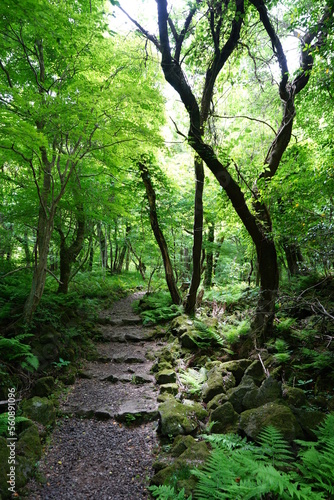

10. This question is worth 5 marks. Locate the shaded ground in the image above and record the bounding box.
[27,293,164,499]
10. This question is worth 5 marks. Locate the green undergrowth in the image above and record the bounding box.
[135,291,183,325]
[151,414,334,500]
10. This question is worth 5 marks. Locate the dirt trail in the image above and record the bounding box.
[27,292,164,499]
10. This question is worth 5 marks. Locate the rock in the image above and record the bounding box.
[0,436,10,499]
[31,376,55,397]
[180,332,199,349]
[202,366,236,403]
[171,435,197,457]
[171,315,193,337]
[15,425,42,489]
[239,402,303,441]
[20,397,56,427]
[209,402,239,434]
[282,386,307,407]
[219,359,253,384]
[155,369,176,385]
[244,360,266,385]
[241,376,282,411]
[207,393,229,411]
[158,398,208,437]
[131,374,153,385]
[115,398,159,424]
[227,375,258,413]
[112,353,146,363]
[293,408,326,439]
[159,382,178,395]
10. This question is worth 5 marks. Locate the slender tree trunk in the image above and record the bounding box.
[116,225,130,274]
[205,222,215,288]
[185,156,204,313]
[57,207,85,294]
[138,160,181,305]
[23,206,53,322]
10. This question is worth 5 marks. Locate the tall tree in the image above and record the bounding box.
[119,0,333,340]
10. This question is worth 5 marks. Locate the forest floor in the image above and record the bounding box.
[26,292,165,499]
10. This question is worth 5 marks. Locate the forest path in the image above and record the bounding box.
[28,292,164,499]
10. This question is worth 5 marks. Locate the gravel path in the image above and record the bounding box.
[27,293,163,499]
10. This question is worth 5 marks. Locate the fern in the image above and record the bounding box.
[179,367,207,395]
[255,425,294,468]
[0,413,32,437]
[149,484,191,499]
[0,334,39,371]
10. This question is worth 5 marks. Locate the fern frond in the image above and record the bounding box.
[256,425,293,467]
[149,484,191,499]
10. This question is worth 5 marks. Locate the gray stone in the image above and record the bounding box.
[115,398,159,424]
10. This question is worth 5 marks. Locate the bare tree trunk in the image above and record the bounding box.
[185,156,204,313]
[138,159,181,305]
[57,207,85,294]
[205,222,215,288]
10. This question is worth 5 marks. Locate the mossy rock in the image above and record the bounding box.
[239,402,304,441]
[151,360,173,373]
[207,393,229,411]
[170,315,193,337]
[171,435,197,457]
[158,398,208,437]
[227,375,258,413]
[244,360,266,385]
[155,369,176,385]
[241,376,282,411]
[209,401,239,434]
[0,436,11,499]
[220,359,253,384]
[20,397,56,426]
[180,331,201,349]
[293,408,326,439]
[31,376,55,397]
[159,383,179,396]
[282,386,307,407]
[202,366,236,403]
[15,425,42,490]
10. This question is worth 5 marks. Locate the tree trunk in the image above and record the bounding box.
[283,241,303,277]
[138,160,181,305]
[23,206,53,322]
[116,225,130,274]
[57,207,85,294]
[205,223,215,288]
[185,156,204,313]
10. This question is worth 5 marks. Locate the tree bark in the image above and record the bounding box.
[138,160,181,305]
[185,155,204,313]
[205,222,215,288]
[57,206,85,294]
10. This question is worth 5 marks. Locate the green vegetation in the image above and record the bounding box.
[0,0,334,497]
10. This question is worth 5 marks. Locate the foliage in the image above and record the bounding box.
[0,334,39,371]
[191,414,334,499]
[149,484,191,500]
[136,291,183,325]
[179,367,208,396]
[0,413,32,437]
